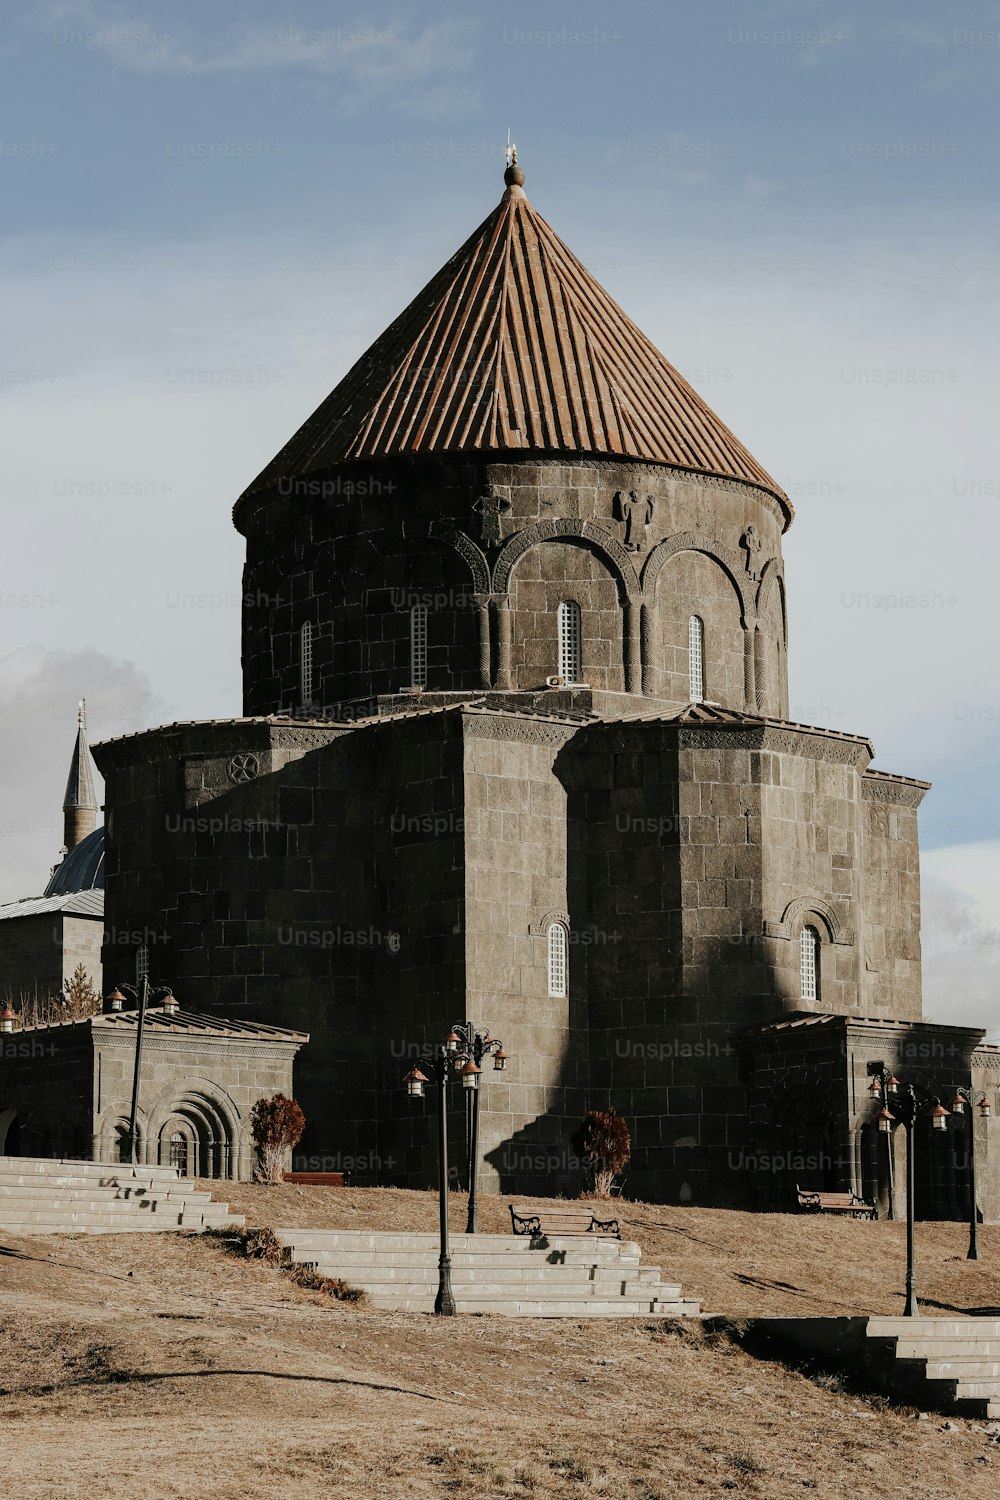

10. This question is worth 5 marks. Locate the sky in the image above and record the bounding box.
[1,0,998,1024]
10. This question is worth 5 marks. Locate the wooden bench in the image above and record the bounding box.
[509,1204,621,1238]
[281,1171,352,1187]
[796,1185,876,1220]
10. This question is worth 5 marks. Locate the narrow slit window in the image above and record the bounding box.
[557,600,582,686]
[547,921,568,998]
[688,615,704,702]
[300,621,314,706]
[800,925,819,1001]
[410,603,428,688]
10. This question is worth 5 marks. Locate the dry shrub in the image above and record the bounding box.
[250,1093,305,1183]
[287,1264,368,1304]
[571,1108,631,1198]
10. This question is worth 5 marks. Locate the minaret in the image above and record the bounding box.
[62,699,98,853]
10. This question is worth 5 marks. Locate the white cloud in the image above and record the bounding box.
[0,647,161,903]
[921,842,1000,1037]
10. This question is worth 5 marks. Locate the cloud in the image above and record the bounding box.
[920,842,1000,1038]
[30,2,482,117]
[0,647,161,904]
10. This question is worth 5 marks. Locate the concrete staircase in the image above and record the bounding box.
[0,1156,245,1234]
[274,1229,700,1317]
[749,1315,1000,1418]
[866,1318,1000,1417]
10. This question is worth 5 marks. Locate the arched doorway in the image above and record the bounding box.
[0,1108,20,1156]
[155,1092,237,1180]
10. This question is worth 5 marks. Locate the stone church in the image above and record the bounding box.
[65,158,998,1209]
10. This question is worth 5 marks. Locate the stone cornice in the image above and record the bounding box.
[862,773,930,808]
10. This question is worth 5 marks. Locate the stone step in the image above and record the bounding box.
[274,1230,637,1254]
[298,1263,681,1295]
[0,1159,182,1181]
[894,1340,1000,1359]
[362,1296,689,1317]
[322,1275,683,1299]
[923,1360,1000,1379]
[868,1318,1000,1338]
[0,1181,214,1202]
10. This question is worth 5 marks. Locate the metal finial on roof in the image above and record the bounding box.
[78,698,86,730]
[503,130,524,189]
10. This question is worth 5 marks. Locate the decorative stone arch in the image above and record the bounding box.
[428,522,491,596]
[766,897,853,948]
[147,1077,243,1180]
[492,520,641,601]
[756,558,787,639]
[529,908,572,936]
[492,523,642,693]
[95,1105,148,1166]
[640,532,751,622]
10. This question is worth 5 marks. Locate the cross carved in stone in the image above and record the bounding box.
[473,489,512,548]
[613,490,655,551]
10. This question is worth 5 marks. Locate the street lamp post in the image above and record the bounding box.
[110,975,175,1172]
[446,1023,507,1234]
[950,1087,992,1262]
[873,1072,950,1318]
[402,1023,510,1314]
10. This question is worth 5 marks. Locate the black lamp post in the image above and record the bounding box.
[950,1087,992,1261]
[446,1022,508,1235]
[873,1071,950,1318]
[402,1023,509,1314]
[110,974,175,1172]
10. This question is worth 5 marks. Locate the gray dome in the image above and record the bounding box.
[44,826,105,896]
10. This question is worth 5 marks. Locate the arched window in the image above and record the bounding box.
[557,601,582,686]
[410,603,428,688]
[547,921,568,998]
[300,621,314,707]
[800,925,820,1001]
[688,615,704,702]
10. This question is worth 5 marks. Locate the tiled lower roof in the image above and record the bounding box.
[743,1011,986,1038]
[12,1006,308,1042]
[0,889,104,922]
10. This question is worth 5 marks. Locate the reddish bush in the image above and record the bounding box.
[571,1108,631,1198]
[250,1093,305,1184]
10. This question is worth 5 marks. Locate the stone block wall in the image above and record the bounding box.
[61,915,103,992]
[463,714,588,1196]
[0,912,66,1006]
[0,1022,93,1159]
[237,454,789,719]
[860,774,926,1018]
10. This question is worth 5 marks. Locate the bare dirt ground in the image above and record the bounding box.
[0,1185,998,1499]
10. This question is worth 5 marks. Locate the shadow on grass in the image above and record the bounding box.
[16,1368,442,1400]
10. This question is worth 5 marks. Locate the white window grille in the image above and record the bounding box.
[300,621,314,706]
[557,600,582,685]
[688,615,704,702]
[800,925,819,1001]
[547,921,568,998]
[410,603,428,688]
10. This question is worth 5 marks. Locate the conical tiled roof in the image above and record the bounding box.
[239,166,790,521]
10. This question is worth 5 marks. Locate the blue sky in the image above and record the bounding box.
[1,0,998,1019]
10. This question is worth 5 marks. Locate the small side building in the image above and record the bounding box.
[0,1001,308,1180]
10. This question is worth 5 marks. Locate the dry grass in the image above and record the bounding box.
[0,1187,997,1497]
